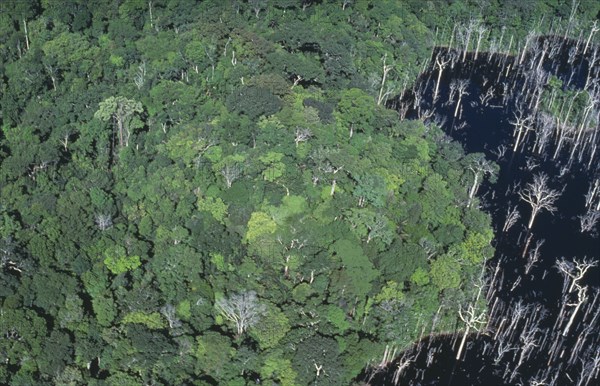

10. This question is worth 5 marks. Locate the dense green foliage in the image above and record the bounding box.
[1,0,596,385]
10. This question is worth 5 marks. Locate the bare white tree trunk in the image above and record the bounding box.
[377,54,393,105]
[215,291,266,338]
[433,53,451,102]
[519,173,561,229]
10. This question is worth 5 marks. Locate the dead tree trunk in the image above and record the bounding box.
[518,173,561,229]
[433,53,451,102]
[583,20,599,55]
[452,79,469,118]
[377,54,394,105]
[510,106,534,152]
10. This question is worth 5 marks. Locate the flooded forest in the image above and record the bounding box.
[369,16,600,386]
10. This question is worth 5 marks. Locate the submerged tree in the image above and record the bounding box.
[465,153,498,208]
[519,173,562,229]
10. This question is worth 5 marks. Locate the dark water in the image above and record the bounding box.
[368,37,600,385]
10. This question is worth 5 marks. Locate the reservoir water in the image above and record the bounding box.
[368,37,600,385]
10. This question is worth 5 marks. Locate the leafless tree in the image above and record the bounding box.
[525,239,544,274]
[563,0,580,39]
[377,54,394,105]
[366,214,389,244]
[456,301,486,360]
[556,258,597,336]
[309,147,344,196]
[391,353,415,385]
[556,257,598,293]
[518,173,562,229]
[451,79,469,118]
[215,291,266,337]
[583,20,599,55]
[466,154,496,208]
[473,23,488,60]
[161,304,182,329]
[44,63,59,91]
[533,38,551,72]
[433,52,452,102]
[576,347,600,386]
[514,325,539,375]
[579,210,600,233]
[493,341,516,366]
[249,0,267,18]
[58,128,74,151]
[503,205,521,233]
[133,60,147,90]
[562,283,588,337]
[94,214,113,231]
[529,374,549,386]
[221,164,242,189]
[0,237,23,273]
[584,46,600,90]
[294,127,312,147]
[277,236,308,278]
[457,20,476,62]
[491,144,508,161]
[419,237,437,260]
[584,179,600,211]
[479,86,495,106]
[520,30,537,65]
[510,105,534,152]
[456,273,486,360]
[533,112,555,155]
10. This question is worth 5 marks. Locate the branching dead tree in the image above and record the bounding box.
[576,346,600,386]
[503,205,520,232]
[556,257,598,293]
[94,214,113,231]
[309,148,344,196]
[473,22,488,60]
[377,54,394,105]
[456,273,486,360]
[520,30,537,65]
[215,291,266,337]
[458,20,476,62]
[391,353,415,385]
[562,283,588,337]
[579,210,600,233]
[525,239,544,274]
[583,20,599,55]
[556,257,597,336]
[433,53,452,102]
[479,86,495,106]
[456,302,486,360]
[493,341,516,366]
[510,105,534,152]
[294,127,312,147]
[533,112,555,155]
[161,304,182,329]
[466,154,497,208]
[451,79,469,118]
[518,173,562,229]
[221,164,242,189]
[584,179,600,211]
[133,60,147,90]
[510,325,540,382]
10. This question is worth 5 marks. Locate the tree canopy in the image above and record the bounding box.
[1,0,593,384]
